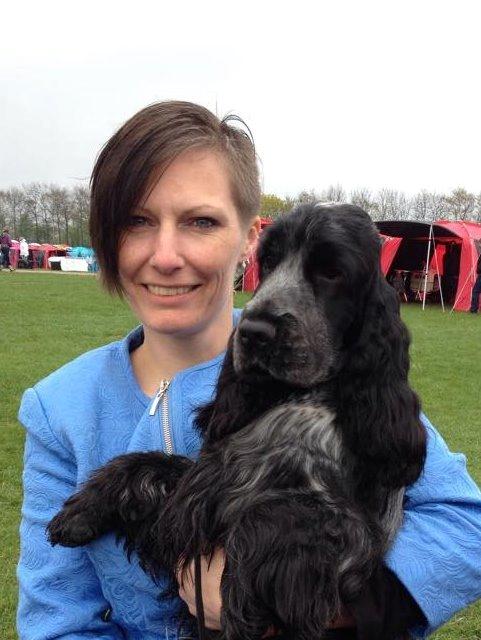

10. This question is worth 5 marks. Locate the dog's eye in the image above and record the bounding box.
[317,266,343,281]
[305,247,344,285]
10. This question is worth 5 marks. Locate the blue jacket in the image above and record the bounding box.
[17,325,481,639]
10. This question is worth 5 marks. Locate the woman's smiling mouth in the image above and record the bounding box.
[145,284,201,297]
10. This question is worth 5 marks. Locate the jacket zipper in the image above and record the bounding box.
[149,379,173,454]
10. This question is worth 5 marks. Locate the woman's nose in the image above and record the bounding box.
[148,227,185,273]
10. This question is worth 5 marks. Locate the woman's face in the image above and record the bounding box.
[118,148,260,341]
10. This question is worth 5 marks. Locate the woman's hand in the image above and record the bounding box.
[177,548,225,630]
[177,548,356,632]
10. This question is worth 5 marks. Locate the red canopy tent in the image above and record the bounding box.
[27,243,42,269]
[376,220,481,312]
[243,222,406,293]
[40,244,68,269]
[242,216,481,312]
[380,235,402,274]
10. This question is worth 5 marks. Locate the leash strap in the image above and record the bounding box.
[194,554,206,640]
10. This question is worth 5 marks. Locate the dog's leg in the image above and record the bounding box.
[47,452,194,554]
[219,492,376,640]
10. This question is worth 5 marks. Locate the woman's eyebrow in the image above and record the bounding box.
[183,205,225,215]
[134,205,224,214]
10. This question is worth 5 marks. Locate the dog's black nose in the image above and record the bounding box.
[238,317,277,347]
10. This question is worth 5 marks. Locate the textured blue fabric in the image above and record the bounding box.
[17,324,481,639]
[386,415,481,637]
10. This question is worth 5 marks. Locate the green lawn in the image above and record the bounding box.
[1,271,480,638]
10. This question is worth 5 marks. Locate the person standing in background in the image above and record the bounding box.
[0,228,14,271]
[469,252,481,313]
[19,238,29,262]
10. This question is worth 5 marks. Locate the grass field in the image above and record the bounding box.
[1,271,480,638]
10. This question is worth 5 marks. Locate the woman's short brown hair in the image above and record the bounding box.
[90,100,261,293]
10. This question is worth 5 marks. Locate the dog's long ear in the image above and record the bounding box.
[196,334,290,445]
[195,336,257,444]
[196,336,248,446]
[335,275,426,494]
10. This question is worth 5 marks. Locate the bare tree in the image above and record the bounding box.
[373,189,390,221]
[0,191,8,229]
[349,188,376,216]
[442,188,476,220]
[39,185,55,242]
[373,189,411,220]
[320,184,346,203]
[428,192,448,221]
[475,193,481,223]
[23,183,45,241]
[295,189,322,205]
[47,187,70,244]
[284,195,297,212]
[71,185,90,245]
[396,192,412,220]
[411,190,431,221]
[2,187,25,236]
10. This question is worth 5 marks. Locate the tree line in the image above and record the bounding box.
[1,183,480,246]
[0,184,89,246]
[262,187,481,224]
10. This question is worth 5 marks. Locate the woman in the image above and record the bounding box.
[17,101,481,640]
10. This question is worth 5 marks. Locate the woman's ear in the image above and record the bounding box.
[242,216,261,259]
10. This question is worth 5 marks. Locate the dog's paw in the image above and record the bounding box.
[47,507,102,547]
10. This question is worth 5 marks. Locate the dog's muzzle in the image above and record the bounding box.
[233,312,283,379]
[237,317,277,349]
[233,304,337,387]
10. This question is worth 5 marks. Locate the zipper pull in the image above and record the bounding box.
[149,379,171,416]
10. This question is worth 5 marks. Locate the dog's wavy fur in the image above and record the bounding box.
[48,204,426,640]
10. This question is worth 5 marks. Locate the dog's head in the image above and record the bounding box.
[201,203,424,488]
[233,203,388,386]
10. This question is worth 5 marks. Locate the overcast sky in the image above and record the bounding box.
[1,0,480,198]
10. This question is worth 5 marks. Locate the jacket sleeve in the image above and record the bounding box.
[17,388,124,640]
[385,414,481,638]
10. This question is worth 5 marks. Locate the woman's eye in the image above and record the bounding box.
[191,217,217,229]
[128,215,149,227]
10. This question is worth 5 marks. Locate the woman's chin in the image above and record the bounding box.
[142,310,209,338]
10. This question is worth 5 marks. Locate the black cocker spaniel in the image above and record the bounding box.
[48,204,426,640]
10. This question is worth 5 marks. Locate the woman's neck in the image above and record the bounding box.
[131,315,234,396]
